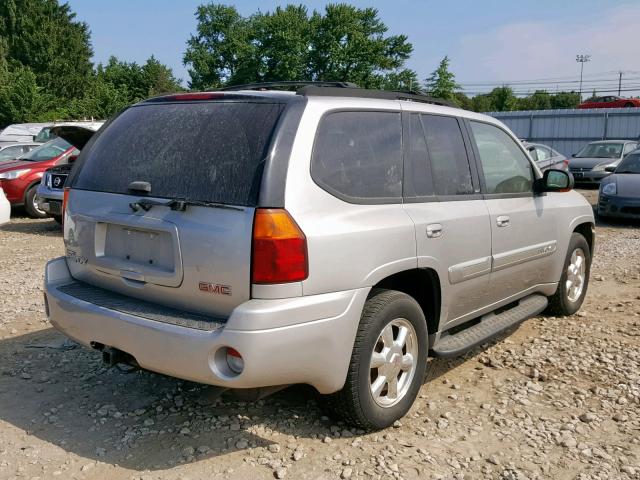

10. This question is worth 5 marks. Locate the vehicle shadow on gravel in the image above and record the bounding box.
[0,217,61,236]
[0,325,512,472]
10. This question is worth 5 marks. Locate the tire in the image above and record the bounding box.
[24,186,48,219]
[624,102,634,108]
[546,233,591,316]
[323,289,428,430]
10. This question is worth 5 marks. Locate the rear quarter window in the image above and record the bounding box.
[72,101,285,206]
[311,111,403,203]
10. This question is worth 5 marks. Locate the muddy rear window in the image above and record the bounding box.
[72,101,285,206]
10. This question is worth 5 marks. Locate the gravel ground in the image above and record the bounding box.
[0,190,639,480]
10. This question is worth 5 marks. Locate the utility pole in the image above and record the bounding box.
[575,54,591,100]
[618,71,623,96]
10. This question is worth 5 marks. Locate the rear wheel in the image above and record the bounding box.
[323,289,428,430]
[546,233,591,316]
[24,186,47,219]
[624,102,634,108]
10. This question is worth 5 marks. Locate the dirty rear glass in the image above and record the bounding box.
[73,101,285,206]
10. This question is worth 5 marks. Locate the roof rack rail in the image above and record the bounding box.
[296,86,456,108]
[221,81,360,91]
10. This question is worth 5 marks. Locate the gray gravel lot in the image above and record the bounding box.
[0,190,638,480]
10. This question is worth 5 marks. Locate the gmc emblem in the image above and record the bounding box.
[199,282,232,296]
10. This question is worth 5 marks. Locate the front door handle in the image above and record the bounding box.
[426,223,443,238]
[496,215,510,227]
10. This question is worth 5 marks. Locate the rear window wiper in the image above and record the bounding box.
[129,198,244,212]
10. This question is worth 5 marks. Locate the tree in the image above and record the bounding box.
[518,90,552,111]
[183,3,418,89]
[550,91,581,109]
[0,0,93,100]
[452,92,473,110]
[424,56,460,101]
[142,56,183,97]
[471,94,492,112]
[307,4,415,88]
[487,86,518,111]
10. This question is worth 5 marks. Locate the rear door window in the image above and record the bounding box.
[73,101,285,206]
[312,111,403,202]
[404,113,433,198]
[421,114,474,196]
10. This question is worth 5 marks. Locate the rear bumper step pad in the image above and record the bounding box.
[58,281,226,331]
[432,294,548,358]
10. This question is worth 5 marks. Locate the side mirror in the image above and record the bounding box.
[68,155,78,164]
[526,146,539,162]
[604,165,616,173]
[534,169,573,194]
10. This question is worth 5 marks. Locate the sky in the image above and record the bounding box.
[65,0,640,97]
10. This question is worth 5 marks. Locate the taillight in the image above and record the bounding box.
[252,208,308,284]
[62,187,70,219]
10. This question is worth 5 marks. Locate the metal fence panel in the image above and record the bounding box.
[488,108,640,157]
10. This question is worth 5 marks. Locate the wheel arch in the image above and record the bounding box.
[371,268,441,337]
[572,221,595,255]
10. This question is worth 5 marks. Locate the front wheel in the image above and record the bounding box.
[24,186,48,219]
[323,289,428,430]
[546,233,591,316]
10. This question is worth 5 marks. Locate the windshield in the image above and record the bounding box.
[575,143,623,159]
[34,127,57,143]
[20,137,72,162]
[73,101,285,206]
[615,154,640,174]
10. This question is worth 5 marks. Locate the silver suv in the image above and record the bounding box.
[44,83,594,429]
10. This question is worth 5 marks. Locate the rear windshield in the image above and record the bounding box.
[73,101,285,206]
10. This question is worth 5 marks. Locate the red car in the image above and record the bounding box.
[578,96,640,109]
[0,137,79,218]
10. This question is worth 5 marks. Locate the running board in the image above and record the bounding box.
[431,294,548,358]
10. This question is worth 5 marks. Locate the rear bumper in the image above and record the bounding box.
[44,257,368,394]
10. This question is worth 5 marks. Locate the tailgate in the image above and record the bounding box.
[65,190,254,318]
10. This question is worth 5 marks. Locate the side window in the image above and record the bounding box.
[470,121,534,194]
[404,113,433,197]
[312,111,403,202]
[421,114,474,196]
[534,146,551,161]
[623,143,637,155]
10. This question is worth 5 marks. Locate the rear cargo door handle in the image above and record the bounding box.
[496,215,510,227]
[426,223,443,238]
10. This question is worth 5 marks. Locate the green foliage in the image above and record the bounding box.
[184,3,418,89]
[550,91,581,109]
[0,0,93,100]
[424,56,460,100]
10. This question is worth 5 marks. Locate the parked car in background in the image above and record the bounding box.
[0,187,9,226]
[598,149,640,219]
[0,123,49,145]
[568,140,639,183]
[44,85,594,430]
[34,120,102,144]
[0,143,40,163]
[523,142,569,171]
[0,137,79,218]
[578,96,640,109]
[36,122,103,222]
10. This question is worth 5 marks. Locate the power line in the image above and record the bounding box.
[459,77,640,87]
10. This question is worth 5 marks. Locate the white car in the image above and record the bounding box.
[0,186,10,225]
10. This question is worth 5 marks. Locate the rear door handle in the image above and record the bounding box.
[426,223,443,238]
[496,215,510,227]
